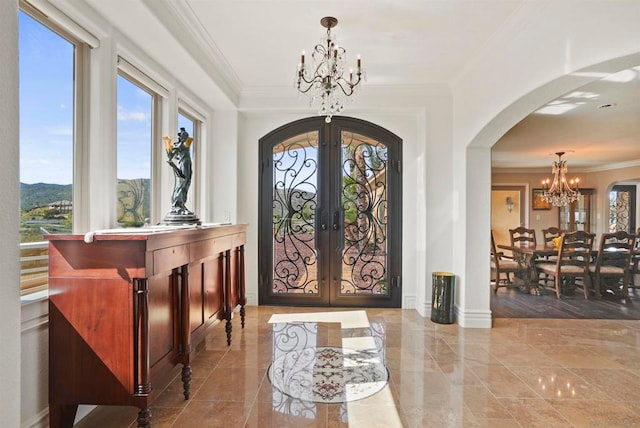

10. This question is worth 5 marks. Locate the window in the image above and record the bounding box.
[116,74,153,227]
[19,9,82,294]
[178,111,197,213]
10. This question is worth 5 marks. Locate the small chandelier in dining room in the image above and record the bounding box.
[295,16,364,123]
[541,151,580,207]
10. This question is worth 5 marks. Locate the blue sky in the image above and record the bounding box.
[19,11,74,184]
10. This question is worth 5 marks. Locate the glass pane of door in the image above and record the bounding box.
[340,131,388,296]
[609,185,636,233]
[272,131,319,294]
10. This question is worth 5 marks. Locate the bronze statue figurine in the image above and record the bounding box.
[162,128,199,224]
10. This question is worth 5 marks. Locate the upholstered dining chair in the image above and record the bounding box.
[539,227,564,285]
[629,234,640,291]
[536,230,595,299]
[589,231,636,298]
[491,230,526,294]
[509,226,537,247]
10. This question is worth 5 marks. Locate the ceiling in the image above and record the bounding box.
[492,65,640,172]
[80,0,640,171]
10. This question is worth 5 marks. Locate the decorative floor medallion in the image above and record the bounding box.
[267,346,389,403]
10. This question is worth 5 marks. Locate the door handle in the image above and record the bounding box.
[333,211,340,230]
[317,209,328,231]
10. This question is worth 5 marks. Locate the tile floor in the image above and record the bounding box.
[74,306,640,427]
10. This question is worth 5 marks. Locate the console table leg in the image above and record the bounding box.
[240,304,246,328]
[49,404,78,428]
[137,407,152,428]
[225,318,232,346]
[181,363,192,400]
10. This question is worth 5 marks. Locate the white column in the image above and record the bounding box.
[0,0,22,425]
[457,146,493,328]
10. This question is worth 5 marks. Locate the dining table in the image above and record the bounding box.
[497,243,559,295]
[498,242,635,296]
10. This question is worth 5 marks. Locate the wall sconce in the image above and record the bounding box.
[506,196,514,213]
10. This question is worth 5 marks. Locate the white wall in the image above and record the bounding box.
[0,2,21,426]
[237,105,437,310]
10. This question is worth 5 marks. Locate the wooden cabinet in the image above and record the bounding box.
[559,189,593,232]
[47,224,247,427]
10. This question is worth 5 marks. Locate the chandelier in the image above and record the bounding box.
[296,16,364,123]
[541,152,580,207]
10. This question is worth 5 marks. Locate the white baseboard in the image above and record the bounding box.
[455,307,493,328]
[245,292,257,306]
[416,300,431,318]
[22,408,48,428]
[402,294,416,310]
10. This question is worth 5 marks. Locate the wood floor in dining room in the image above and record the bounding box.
[491,286,640,319]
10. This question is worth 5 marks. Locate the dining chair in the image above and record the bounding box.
[589,231,636,298]
[542,227,563,248]
[509,226,537,246]
[629,235,640,291]
[536,230,596,299]
[491,230,526,294]
[539,227,564,285]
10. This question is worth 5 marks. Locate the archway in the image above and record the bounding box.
[257,116,403,307]
[464,54,640,322]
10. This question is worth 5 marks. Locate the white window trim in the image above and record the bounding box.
[118,56,169,98]
[23,0,99,47]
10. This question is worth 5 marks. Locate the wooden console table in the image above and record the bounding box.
[47,224,247,427]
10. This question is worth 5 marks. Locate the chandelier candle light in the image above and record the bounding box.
[296,16,364,123]
[541,151,580,207]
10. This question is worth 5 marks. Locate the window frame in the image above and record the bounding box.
[18,3,89,295]
[117,57,167,225]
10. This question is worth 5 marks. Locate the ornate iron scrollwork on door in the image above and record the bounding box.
[340,132,388,295]
[272,132,319,294]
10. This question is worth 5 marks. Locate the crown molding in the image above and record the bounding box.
[493,158,640,174]
[143,0,242,104]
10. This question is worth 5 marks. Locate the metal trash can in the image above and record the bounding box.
[431,272,455,324]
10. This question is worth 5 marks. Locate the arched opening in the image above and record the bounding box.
[467,54,640,321]
[257,116,403,307]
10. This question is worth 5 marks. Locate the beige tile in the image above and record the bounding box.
[399,404,469,428]
[171,400,251,428]
[192,367,264,402]
[145,406,184,428]
[72,405,138,428]
[488,343,562,368]
[508,366,608,400]
[385,346,440,371]
[499,398,571,427]
[153,376,207,408]
[568,368,640,401]
[547,399,640,427]
[74,306,640,428]
[470,365,538,398]
[244,401,329,428]
[217,348,273,369]
[461,385,512,419]
[536,344,625,369]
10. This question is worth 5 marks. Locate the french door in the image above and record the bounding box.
[258,117,402,307]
